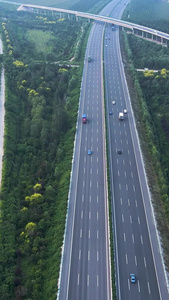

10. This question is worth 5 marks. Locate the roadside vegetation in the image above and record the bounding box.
[0,15,83,300]
[0,0,112,299]
[121,0,169,269]
[0,6,84,300]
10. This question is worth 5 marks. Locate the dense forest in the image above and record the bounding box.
[0,0,112,298]
[122,0,169,266]
[124,0,169,33]
[0,0,102,298]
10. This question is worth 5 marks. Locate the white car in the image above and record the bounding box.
[124,109,127,114]
[112,101,116,105]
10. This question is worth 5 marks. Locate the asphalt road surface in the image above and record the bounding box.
[58,2,120,300]
[58,0,169,299]
[104,1,169,300]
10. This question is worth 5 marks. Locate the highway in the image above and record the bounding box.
[17,2,169,43]
[58,0,169,299]
[65,21,110,300]
[104,1,169,300]
[58,2,118,300]
[0,0,168,299]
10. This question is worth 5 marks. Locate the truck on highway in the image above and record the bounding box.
[82,114,87,123]
[119,112,124,120]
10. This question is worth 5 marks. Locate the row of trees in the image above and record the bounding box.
[124,36,169,201]
[0,0,116,296]
[121,0,169,267]
[127,35,169,70]
[0,7,84,300]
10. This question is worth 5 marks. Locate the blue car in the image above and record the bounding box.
[130,274,136,283]
[88,150,92,155]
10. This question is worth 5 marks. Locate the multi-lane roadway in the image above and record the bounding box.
[65,21,111,300]
[105,1,169,300]
[58,2,117,300]
[17,2,169,44]
[0,0,168,299]
[59,0,169,299]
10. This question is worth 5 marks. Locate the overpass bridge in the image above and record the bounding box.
[17,3,169,46]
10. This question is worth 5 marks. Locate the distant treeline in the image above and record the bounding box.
[123,0,169,33]
[72,0,110,13]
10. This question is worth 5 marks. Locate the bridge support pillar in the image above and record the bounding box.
[76,16,78,21]
[60,12,62,19]
[152,34,157,42]
[162,38,167,46]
